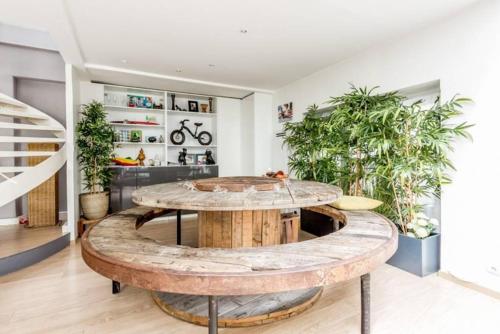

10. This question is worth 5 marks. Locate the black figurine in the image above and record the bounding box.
[205,149,215,165]
[170,94,176,111]
[178,148,187,165]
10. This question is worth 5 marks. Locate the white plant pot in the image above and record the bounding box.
[80,191,109,220]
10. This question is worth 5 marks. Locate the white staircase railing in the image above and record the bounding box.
[0,93,67,207]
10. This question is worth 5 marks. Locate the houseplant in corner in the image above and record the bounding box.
[76,101,114,220]
[283,86,472,276]
[368,96,473,276]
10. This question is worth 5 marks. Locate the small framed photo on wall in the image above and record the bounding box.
[278,102,293,122]
[188,100,199,112]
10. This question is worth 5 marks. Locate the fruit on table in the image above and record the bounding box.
[112,157,139,166]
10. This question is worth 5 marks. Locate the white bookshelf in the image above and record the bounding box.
[103,84,218,167]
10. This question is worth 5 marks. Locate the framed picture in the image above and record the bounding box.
[188,100,199,112]
[130,130,142,142]
[127,95,153,109]
[196,154,207,165]
[185,153,197,165]
[278,102,293,123]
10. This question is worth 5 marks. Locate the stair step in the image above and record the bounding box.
[0,110,48,120]
[0,151,56,158]
[0,96,26,108]
[0,136,65,143]
[0,166,30,173]
[0,122,64,131]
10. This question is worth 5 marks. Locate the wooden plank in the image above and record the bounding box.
[221,212,232,248]
[241,211,253,247]
[231,211,243,248]
[82,205,398,296]
[252,210,263,247]
[212,211,223,247]
[132,179,342,211]
[197,211,206,247]
[205,211,213,247]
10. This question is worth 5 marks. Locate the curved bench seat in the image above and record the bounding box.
[82,205,398,296]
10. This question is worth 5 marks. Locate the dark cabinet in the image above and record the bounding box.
[109,165,218,213]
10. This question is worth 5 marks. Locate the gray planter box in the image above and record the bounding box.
[387,233,440,277]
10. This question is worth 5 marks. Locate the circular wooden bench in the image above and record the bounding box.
[82,205,397,333]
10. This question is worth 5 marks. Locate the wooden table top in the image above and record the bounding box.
[81,206,398,295]
[132,178,342,211]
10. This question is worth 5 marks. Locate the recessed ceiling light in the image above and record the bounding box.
[240,29,248,34]
[208,64,216,67]
[121,59,127,64]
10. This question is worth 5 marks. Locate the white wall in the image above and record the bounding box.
[217,97,242,176]
[272,0,500,292]
[65,65,81,240]
[241,93,273,175]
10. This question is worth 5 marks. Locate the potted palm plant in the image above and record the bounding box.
[283,86,472,276]
[368,96,472,276]
[76,101,114,220]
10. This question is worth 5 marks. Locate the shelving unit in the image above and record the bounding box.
[103,85,218,167]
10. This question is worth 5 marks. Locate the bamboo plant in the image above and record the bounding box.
[283,86,472,238]
[76,101,114,193]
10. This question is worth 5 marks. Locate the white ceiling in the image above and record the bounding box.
[0,0,479,97]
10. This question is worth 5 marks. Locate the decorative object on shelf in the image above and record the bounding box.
[113,131,120,142]
[152,97,164,110]
[200,103,208,113]
[130,130,142,142]
[154,154,161,167]
[208,97,213,113]
[170,119,212,145]
[196,154,207,165]
[188,100,199,112]
[112,120,159,126]
[205,149,216,165]
[112,157,139,166]
[118,130,131,142]
[186,153,196,165]
[128,95,153,109]
[265,170,287,179]
[76,101,114,220]
[145,115,157,122]
[170,94,175,110]
[147,136,157,143]
[148,159,155,166]
[137,148,146,166]
[178,148,187,165]
[175,104,182,111]
[278,102,293,123]
[159,135,164,143]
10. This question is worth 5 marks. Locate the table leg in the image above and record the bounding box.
[361,273,370,334]
[208,295,218,334]
[112,280,121,294]
[176,210,182,245]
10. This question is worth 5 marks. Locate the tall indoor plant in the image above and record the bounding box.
[284,85,472,275]
[76,101,114,219]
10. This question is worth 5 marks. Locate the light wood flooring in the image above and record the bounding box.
[1,216,499,334]
[0,224,63,258]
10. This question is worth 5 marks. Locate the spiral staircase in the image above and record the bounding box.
[0,92,67,208]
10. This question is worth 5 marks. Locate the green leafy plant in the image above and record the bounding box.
[76,101,114,193]
[283,86,472,238]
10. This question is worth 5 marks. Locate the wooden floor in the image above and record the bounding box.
[1,216,499,334]
[0,224,63,258]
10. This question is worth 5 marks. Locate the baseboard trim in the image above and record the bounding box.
[0,233,70,276]
[438,271,500,300]
[0,217,18,226]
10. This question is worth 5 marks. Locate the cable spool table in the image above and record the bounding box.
[82,177,398,333]
[131,176,342,327]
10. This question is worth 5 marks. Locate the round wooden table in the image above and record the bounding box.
[132,176,342,327]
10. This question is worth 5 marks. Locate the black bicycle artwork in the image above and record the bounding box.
[170,119,213,145]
